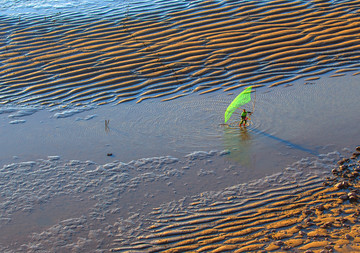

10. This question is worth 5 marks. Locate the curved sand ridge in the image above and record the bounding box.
[0,149,345,252]
[111,148,360,253]
[1,0,360,106]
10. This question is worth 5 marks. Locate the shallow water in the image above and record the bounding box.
[0,72,359,178]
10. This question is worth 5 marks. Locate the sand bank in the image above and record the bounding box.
[111,147,360,253]
[1,0,360,106]
[0,144,358,252]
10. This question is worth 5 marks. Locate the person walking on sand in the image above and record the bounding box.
[239,109,252,127]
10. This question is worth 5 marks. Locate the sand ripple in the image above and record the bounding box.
[1,0,360,106]
[110,150,360,253]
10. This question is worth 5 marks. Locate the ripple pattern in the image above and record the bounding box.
[111,175,360,252]
[1,0,360,106]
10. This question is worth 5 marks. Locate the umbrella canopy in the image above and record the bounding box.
[224,86,252,123]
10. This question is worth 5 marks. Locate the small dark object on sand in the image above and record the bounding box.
[107,153,113,156]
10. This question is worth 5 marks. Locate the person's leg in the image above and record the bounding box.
[239,117,243,126]
[243,117,248,126]
[239,117,245,126]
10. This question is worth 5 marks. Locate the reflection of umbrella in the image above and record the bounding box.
[224,86,252,123]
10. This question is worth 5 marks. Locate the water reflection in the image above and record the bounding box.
[223,126,254,169]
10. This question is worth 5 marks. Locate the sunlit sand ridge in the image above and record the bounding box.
[1,0,360,106]
[111,148,360,253]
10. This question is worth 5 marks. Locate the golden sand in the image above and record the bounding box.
[111,148,360,252]
[1,0,360,106]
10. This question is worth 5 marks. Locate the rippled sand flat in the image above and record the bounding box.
[1,0,360,106]
[1,0,360,252]
[111,149,360,253]
[2,146,359,252]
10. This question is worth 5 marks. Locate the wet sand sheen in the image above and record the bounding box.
[111,149,360,253]
[1,0,360,106]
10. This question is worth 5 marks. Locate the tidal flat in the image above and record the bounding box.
[0,0,360,252]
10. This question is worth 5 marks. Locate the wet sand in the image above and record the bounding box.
[111,148,360,253]
[1,146,359,252]
[1,0,360,106]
